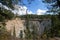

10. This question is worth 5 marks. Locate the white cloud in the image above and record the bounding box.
[0,3,33,15]
[23,6,27,10]
[27,10,33,14]
[0,3,2,7]
[1,3,47,15]
[13,5,33,15]
[0,3,8,10]
[36,9,47,15]
[0,2,35,15]
[3,6,9,10]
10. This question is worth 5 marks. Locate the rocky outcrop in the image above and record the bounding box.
[5,18,25,38]
[5,18,51,38]
[28,19,51,35]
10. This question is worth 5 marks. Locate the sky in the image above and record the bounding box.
[13,0,48,15]
[20,0,48,14]
[0,0,48,15]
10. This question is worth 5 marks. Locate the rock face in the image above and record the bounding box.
[5,18,25,38]
[28,19,51,35]
[5,18,51,38]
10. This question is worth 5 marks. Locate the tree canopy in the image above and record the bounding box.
[43,0,60,37]
[0,0,17,21]
[43,0,60,14]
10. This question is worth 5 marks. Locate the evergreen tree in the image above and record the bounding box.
[43,0,60,37]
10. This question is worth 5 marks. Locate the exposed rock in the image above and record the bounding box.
[5,18,25,38]
[5,18,51,38]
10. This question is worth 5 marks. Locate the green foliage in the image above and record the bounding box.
[0,15,5,22]
[0,0,16,22]
[43,15,60,37]
[0,9,14,21]
[43,0,60,37]
[0,0,18,9]
[43,0,60,14]
[51,15,60,37]
[19,14,51,19]
[0,26,13,40]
